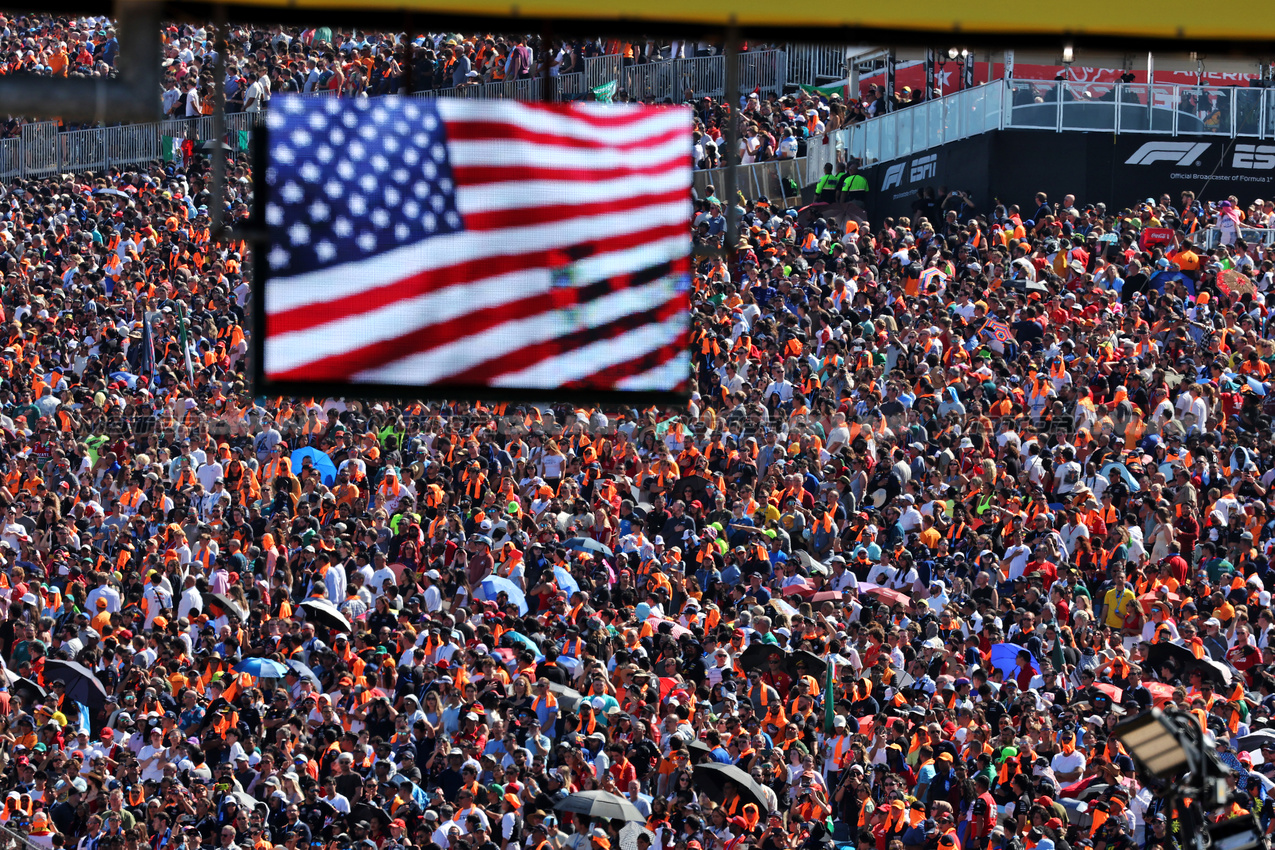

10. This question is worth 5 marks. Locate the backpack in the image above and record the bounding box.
[514,45,533,78]
[506,814,523,846]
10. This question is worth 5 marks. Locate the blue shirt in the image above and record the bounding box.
[719,564,741,587]
[178,704,205,733]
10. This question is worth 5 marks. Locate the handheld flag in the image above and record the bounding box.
[824,655,836,734]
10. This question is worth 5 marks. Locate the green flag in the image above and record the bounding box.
[800,83,845,99]
[824,655,836,735]
[161,135,181,163]
[237,130,250,152]
[592,80,617,104]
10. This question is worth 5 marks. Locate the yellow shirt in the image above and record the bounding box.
[1103,586,1137,629]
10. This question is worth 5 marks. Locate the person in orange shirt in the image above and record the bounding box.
[48,43,69,76]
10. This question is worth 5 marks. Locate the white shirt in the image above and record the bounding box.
[178,587,203,621]
[86,585,121,614]
[1060,523,1090,557]
[143,585,171,629]
[1002,544,1031,581]
[1082,473,1109,500]
[369,566,397,599]
[1050,750,1086,776]
[244,79,265,111]
[138,744,167,782]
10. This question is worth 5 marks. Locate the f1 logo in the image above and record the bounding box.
[1124,141,1211,166]
[881,163,906,191]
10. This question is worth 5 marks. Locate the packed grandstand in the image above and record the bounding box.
[0,16,1270,850]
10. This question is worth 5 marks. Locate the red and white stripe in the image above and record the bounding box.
[264,99,693,392]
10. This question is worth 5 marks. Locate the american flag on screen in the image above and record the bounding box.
[261,95,693,393]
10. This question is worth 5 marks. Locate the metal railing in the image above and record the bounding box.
[0,112,262,179]
[796,77,1275,175]
[411,49,785,102]
[824,79,1008,166]
[0,49,791,181]
[693,157,807,204]
[784,44,850,88]
[1196,226,1275,249]
[0,820,43,850]
[1005,79,1275,138]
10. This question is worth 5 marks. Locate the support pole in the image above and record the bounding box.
[211,3,228,240]
[723,24,741,256]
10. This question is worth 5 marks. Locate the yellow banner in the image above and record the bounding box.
[206,0,1275,43]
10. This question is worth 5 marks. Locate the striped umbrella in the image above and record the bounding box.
[919,267,947,290]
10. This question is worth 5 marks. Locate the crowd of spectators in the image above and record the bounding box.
[0,19,1272,850]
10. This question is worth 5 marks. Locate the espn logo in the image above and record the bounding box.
[881,153,939,190]
[909,154,937,183]
[1124,141,1211,166]
[1233,144,1275,169]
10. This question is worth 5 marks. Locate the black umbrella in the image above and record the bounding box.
[740,642,785,673]
[1146,642,1196,679]
[794,550,823,574]
[668,474,712,508]
[350,803,392,830]
[43,660,108,708]
[299,599,353,633]
[686,739,713,763]
[548,682,585,711]
[563,538,613,558]
[1185,657,1234,689]
[10,676,45,703]
[203,592,247,622]
[785,650,827,680]
[1238,730,1275,753]
[92,188,130,200]
[693,763,773,812]
[554,790,645,822]
[194,139,234,153]
[286,659,321,685]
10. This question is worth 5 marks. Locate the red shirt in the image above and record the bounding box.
[609,758,637,789]
[1023,559,1058,587]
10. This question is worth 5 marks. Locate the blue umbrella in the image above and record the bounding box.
[1100,461,1142,492]
[1149,270,1196,297]
[554,566,581,598]
[478,576,528,615]
[233,657,289,678]
[291,446,337,486]
[990,643,1040,678]
[563,537,613,557]
[109,371,139,390]
[504,632,540,653]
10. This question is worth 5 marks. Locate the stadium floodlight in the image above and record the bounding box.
[1206,815,1264,850]
[1112,709,1190,778]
